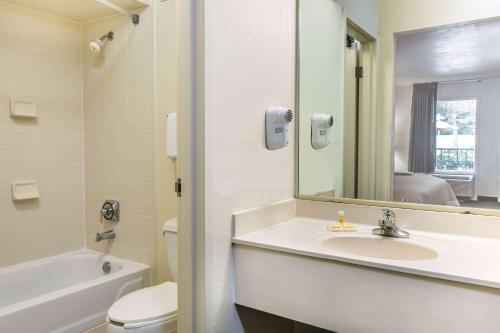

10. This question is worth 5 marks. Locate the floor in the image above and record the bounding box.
[460,196,500,210]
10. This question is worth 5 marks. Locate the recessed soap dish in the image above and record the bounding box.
[10,99,37,119]
[12,181,40,201]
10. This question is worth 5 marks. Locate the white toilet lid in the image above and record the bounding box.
[108,282,177,327]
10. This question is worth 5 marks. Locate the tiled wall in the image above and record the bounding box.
[0,2,85,267]
[83,8,157,270]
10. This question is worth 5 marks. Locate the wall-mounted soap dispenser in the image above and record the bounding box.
[266,107,293,150]
[311,114,334,149]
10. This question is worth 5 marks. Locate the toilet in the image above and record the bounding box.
[106,218,178,333]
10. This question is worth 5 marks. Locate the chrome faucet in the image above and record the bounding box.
[372,208,409,238]
[95,229,116,242]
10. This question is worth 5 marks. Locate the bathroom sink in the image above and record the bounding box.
[321,236,439,261]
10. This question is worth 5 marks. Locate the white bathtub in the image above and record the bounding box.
[0,250,150,333]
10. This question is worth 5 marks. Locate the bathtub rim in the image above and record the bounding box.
[0,249,150,317]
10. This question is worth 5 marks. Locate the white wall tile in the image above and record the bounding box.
[83,8,157,268]
[0,2,85,268]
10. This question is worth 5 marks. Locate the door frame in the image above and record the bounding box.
[177,0,205,331]
[346,21,378,200]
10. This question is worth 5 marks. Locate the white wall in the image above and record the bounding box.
[203,0,379,331]
[298,0,345,196]
[0,2,85,267]
[298,0,378,197]
[338,0,378,37]
[204,0,296,331]
[393,86,413,174]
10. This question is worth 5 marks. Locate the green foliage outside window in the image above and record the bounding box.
[435,100,476,172]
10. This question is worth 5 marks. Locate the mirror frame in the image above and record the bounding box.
[294,9,500,218]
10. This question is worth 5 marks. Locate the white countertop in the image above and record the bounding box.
[232,217,500,289]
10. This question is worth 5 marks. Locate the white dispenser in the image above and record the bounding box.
[265,107,293,150]
[311,114,334,149]
[166,113,177,159]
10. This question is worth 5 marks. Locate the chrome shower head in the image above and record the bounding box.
[89,31,114,53]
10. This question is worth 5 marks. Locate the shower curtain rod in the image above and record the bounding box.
[96,0,140,24]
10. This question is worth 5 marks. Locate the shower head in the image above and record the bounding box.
[89,31,114,53]
[89,40,104,53]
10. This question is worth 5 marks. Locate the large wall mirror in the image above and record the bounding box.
[296,0,500,216]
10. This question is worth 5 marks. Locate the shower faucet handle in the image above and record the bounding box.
[100,200,120,222]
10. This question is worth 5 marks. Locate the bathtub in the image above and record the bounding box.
[0,250,150,333]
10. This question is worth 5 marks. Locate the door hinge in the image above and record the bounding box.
[175,178,182,197]
[356,66,364,79]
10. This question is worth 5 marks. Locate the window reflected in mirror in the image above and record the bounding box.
[435,99,476,172]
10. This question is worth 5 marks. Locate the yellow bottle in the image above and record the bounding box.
[338,211,345,226]
[327,210,356,232]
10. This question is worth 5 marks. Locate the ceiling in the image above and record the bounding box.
[395,19,500,86]
[7,0,149,22]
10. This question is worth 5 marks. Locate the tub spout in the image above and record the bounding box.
[95,229,116,242]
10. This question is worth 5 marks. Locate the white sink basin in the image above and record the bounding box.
[322,236,439,261]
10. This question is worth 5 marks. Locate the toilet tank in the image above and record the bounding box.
[162,218,178,282]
